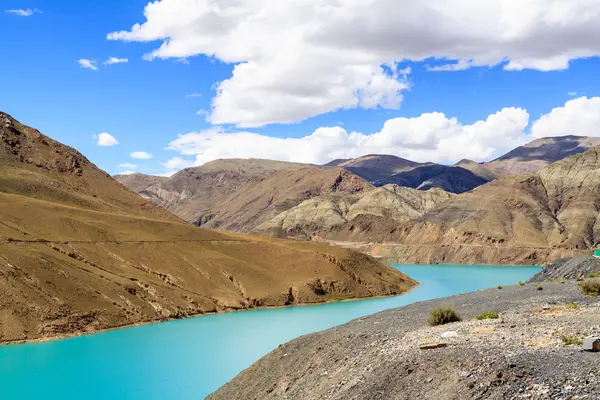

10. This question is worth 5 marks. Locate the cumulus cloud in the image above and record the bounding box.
[166,109,530,166]
[164,97,600,169]
[5,8,41,16]
[78,59,98,71]
[161,157,195,170]
[118,163,138,169]
[108,0,600,127]
[531,97,600,138]
[94,132,119,146]
[130,151,153,159]
[104,57,129,65]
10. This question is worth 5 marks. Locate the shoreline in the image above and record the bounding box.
[0,284,422,347]
[1,263,542,347]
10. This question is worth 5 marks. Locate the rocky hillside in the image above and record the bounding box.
[209,281,600,399]
[368,146,600,265]
[0,112,416,344]
[325,154,427,182]
[377,164,490,194]
[485,135,600,176]
[255,185,453,240]
[116,159,372,232]
[528,256,600,282]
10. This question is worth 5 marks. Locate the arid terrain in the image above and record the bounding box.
[0,111,416,344]
[209,279,600,400]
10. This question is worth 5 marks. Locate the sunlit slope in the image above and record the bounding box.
[0,112,415,343]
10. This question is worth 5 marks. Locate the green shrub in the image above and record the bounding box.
[561,335,583,346]
[547,277,554,282]
[579,279,600,296]
[588,273,599,278]
[566,302,578,310]
[497,285,503,290]
[536,285,543,291]
[518,280,525,286]
[476,311,499,320]
[427,307,462,326]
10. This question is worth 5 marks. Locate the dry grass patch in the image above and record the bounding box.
[427,307,461,326]
[580,279,600,296]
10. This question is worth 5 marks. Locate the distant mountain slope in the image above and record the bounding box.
[454,159,500,181]
[0,112,415,343]
[377,164,490,194]
[486,135,600,176]
[325,154,426,182]
[117,159,373,232]
[372,145,600,264]
[113,173,167,193]
[256,185,453,240]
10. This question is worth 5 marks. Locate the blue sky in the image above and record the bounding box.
[2,1,600,176]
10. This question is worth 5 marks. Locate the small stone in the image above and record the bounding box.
[583,337,600,352]
[440,331,459,339]
[460,370,472,378]
[420,342,448,350]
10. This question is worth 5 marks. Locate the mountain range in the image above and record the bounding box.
[117,135,600,265]
[0,112,414,343]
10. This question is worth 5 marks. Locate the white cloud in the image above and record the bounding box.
[185,93,202,98]
[427,59,475,72]
[568,92,578,96]
[5,8,41,16]
[130,151,153,159]
[104,57,129,65]
[79,59,98,71]
[117,170,137,175]
[95,132,119,147]
[166,108,530,167]
[118,163,138,169]
[531,97,600,138]
[161,157,195,170]
[108,0,600,127]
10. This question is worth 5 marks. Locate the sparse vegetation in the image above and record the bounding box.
[497,285,503,290]
[566,302,578,310]
[579,279,600,296]
[547,277,554,282]
[427,307,461,326]
[476,311,499,320]
[518,280,525,286]
[588,273,599,278]
[536,285,543,291]
[561,335,583,346]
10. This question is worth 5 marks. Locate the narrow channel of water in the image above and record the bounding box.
[0,264,540,399]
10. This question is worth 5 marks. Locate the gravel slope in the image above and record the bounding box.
[208,281,600,400]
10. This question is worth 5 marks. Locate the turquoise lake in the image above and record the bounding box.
[0,264,540,399]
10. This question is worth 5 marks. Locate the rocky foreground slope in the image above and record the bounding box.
[209,281,600,400]
[0,112,415,343]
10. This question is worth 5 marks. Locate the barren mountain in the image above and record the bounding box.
[377,164,490,194]
[0,112,415,343]
[325,154,427,182]
[256,185,453,240]
[454,159,500,181]
[364,146,600,265]
[116,159,372,232]
[485,135,600,176]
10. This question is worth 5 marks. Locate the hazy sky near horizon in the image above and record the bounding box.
[3,0,600,176]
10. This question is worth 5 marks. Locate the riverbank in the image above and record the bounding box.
[209,281,600,399]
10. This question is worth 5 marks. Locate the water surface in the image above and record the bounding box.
[0,264,540,399]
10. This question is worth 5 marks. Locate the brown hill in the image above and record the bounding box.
[255,185,453,240]
[485,135,600,176]
[116,159,373,232]
[325,154,426,182]
[0,112,415,343]
[454,159,500,181]
[362,146,600,265]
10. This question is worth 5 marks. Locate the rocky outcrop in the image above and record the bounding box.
[256,185,453,240]
[528,256,600,282]
[325,154,427,182]
[0,112,416,344]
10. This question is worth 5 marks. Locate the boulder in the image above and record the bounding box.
[583,337,600,352]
